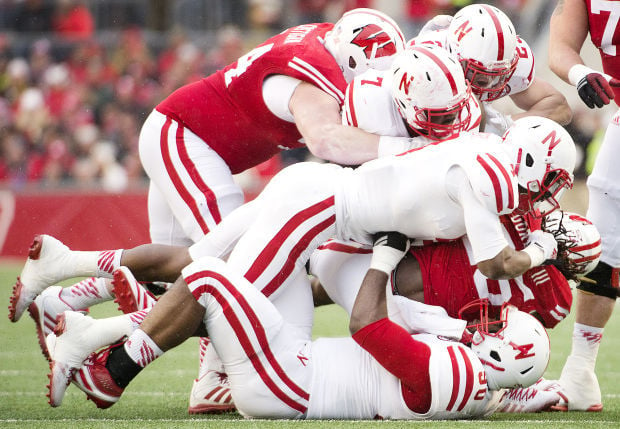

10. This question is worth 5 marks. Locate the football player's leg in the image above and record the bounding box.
[139,110,243,245]
[554,112,620,411]
[185,256,311,419]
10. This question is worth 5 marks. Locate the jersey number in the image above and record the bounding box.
[224,43,274,86]
[591,0,620,56]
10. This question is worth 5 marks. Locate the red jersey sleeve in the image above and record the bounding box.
[352,318,432,413]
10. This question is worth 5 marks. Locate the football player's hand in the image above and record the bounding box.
[577,73,620,108]
[525,230,558,267]
[369,232,410,275]
[483,105,514,135]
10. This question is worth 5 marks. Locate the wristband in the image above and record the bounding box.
[522,243,545,268]
[568,64,593,87]
[369,245,406,275]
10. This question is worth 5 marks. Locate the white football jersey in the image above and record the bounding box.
[342,68,482,155]
[411,30,535,97]
[307,334,492,419]
[335,134,517,262]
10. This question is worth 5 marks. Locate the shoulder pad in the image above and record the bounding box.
[507,36,535,95]
[467,146,519,215]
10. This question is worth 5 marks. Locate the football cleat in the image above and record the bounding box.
[188,370,235,414]
[9,235,74,322]
[72,343,125,409]
[498,378,565,413]
[28,285,87,361]
[550,355,603,411]
[46,311,102,407]
[112,267,157,314]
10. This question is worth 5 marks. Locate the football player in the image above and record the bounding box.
[43,242,552,420]
[544,0,620,412]
[411,3,572,136]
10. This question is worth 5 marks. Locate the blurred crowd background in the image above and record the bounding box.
[0,0,611,194]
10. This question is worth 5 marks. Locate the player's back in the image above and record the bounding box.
[307,334,490,420]
[156,23,346,173]
[335,133,513,245]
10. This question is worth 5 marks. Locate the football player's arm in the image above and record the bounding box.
[350,267,432,414]
[290,81,380,165]
[509,77,572,125]
[548,0,590,83]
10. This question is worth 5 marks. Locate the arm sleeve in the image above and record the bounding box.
[188,198,262,261]
[352,317,432,412]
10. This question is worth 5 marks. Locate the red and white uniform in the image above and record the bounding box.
[139,23,347,245]
[584,0,620,267]
[411,30,535,98]
[310,212,573,333]
[342,68,482,153]
[184,256,496,420]
[189,136,518,334]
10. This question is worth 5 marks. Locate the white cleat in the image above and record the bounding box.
[9,235,74,322]
[188,370,235,414]
[551,355,603,412]
[499,378,565,413]
[45,311,101,407]
[28,285,86,361]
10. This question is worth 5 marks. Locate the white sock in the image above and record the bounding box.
[124,328,164,367]
[60,277,113,309]
[570,322,603,369]
[85,314,135,351]
[127,310,150,331]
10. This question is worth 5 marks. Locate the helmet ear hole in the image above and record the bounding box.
[490,350,501,361]
[525,153,534,167]
[348,56,356,69]
[520,366,534,375]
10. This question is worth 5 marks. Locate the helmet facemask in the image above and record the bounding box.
[517,168,573,218]
[461,54,518,101]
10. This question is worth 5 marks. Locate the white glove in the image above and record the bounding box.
[418,15,453,36]
[369,232,410,275]
[523,230,558,268]
[483,104,514,136]
[378,135,431,157]
[498,378,565,413]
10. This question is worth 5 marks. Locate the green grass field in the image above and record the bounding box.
[1,261,620,428]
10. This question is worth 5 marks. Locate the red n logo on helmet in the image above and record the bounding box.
[510,342,535,359]
[351,24,397,59]
[454,21,473,42]
[542,130,561,155]
[399,72,412,95]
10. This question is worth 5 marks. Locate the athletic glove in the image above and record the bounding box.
[369,231,410,275]
[523,230,558,268]
[483,104,514,136]
[569,64,620,108]
[498,378,565,413]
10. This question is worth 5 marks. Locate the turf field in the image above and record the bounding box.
[1,261,620,428]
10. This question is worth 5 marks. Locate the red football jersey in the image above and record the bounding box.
[411,214,573,328]
[586,0,620,104]
[156,23,347,173]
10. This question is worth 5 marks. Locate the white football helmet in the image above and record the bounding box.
[464,300,550,390]
[446,3,518,101]
[502,116,576,217]
[390,44,472,140]
[544,210,602,275]
[324,8,406,82]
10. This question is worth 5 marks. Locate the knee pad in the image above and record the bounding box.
[577,261,619,299]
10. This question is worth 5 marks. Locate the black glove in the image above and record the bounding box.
[577,73,620,108]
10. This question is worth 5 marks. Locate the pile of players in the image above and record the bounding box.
[7,1,618,420]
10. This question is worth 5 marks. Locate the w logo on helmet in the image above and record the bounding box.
[351,24,397,59]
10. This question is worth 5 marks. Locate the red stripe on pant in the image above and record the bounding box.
[188,270,309,413]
